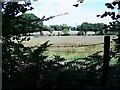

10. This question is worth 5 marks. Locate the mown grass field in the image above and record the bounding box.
[22,36,116,60]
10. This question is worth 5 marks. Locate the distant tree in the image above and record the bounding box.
[43,25,52,31]
[76,25,81,31]
[49,25,55,30]
[49,25,61,31]
[17,13,43,35]
[61,24,69,35]
[91,23,105,34]
[77,22,107,35]
[71,27,77,31]
[2,4,45,37]
[62,24,69,30]
[55,25,61,31]
[81,22,91,35]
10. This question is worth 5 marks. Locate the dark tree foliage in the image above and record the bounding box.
[2,1,52,89]
[2,1,103,89]
[2,1,120,90]
[2,2,34,36]
[97,1,120,61]
[97,1,120,88]
[2,1,80,90]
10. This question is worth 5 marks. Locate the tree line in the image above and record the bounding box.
[18,13,120,36]
[43,22,120,35]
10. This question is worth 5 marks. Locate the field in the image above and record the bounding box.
[22,36,115,60]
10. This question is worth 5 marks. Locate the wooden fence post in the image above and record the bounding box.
[101,36,110,87]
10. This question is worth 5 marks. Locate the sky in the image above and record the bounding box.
[26,0,116,27]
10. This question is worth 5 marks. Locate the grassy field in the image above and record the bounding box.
[47,44,104,60]
[22,36,115,60]
[22,36,105,47]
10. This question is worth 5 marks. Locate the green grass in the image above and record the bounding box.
[45,44,104,60]
[22,36,116,60]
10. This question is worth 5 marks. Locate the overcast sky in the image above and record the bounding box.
[26,0,115,27]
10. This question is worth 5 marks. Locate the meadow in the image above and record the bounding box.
[22,36,115,60]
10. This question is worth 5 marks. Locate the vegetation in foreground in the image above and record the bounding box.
[2,1,120,90]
